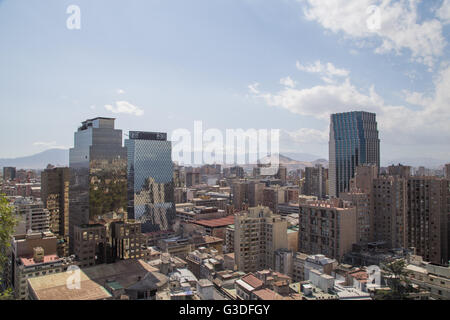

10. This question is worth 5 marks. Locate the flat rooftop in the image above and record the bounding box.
[20,254,60,267]
[193,215,235,228]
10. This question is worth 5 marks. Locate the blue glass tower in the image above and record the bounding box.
[125,131,175,233]
[329,111,380,197]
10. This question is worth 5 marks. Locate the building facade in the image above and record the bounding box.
[234,206,288,273]
[299,199,357,261]
[406,177,449,265]
[125,131,175,233]
[304,165,327,199]
[68,117,127,253]
[3,167,16,181]
[329,111,380,198]
[41,166,70,256]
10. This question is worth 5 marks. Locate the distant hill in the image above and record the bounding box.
[281,152,324,162]
[0,149,330,171]
[0,149,69,170]
[248,153,329,170]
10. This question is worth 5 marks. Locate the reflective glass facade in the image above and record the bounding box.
[125,131,175,233]
[69,118,127,253]
[329,111,379,197]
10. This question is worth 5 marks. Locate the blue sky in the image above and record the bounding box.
[0,0,449,164]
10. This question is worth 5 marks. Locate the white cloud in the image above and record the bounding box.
[249,62,450,148]
[248,82,260,94]
[284,128,328,144]
[436,0,450,24]
[104,101,144,116]
[300,0,447,68]
[117,89,125,94]
[296,60,350,83]
[280,76,297,88]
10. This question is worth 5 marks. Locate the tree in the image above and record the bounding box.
[377,259,412,300]
[0,194,17,299]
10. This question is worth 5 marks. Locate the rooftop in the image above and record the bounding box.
[20,254,60,267]
[193,215,235,228]
[253,288,284,300]
[27,259,159,300]
[241,274,264,289]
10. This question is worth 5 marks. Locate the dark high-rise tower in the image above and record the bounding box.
[125,131,175,233]
[68,117,127,253]
[329,111,380,197]
[41,166,70,256]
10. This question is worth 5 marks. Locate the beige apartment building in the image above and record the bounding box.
[234,206,288,273]
[406,177,449,265]
[9,232,75,300]
[372,175,408,249]
[14,198,51,235]
[445,164,450,180]
[298,199,357,261]
[340,191,372,244]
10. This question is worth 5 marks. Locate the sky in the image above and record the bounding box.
[0,0,449,165]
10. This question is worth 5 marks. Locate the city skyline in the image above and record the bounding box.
[0,0,449,164]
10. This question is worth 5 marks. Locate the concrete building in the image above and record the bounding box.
[340,191,372,244]
[303,254,338,281]
[274,248,293,277]
[292,252,308,282]
[73,224,108,267]
[248,181,265,207]
[262,186,285,213]
[234,206,288,273]
[235,273,264,300]
[191,215,235,239]
[3,167,16,181]
[27,259,167,300]
[185,170,201,187]
[110,220,146,261]
[41,166,70,257]
[224,225,235,254]
[231,181,248,211]
[445,164,450,180]
[299,199,357,261]
[304,165,327,199]
[13,198,50,235]
[73,220,146,268]
[176,205,228,222]
[406,255,450,300]
[9,232,75,300]
[388,164,411,178]
[372,175,408,249]
[406,177,449,265]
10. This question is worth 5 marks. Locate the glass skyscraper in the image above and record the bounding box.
[329,111,380,197]
[125,131,175,233]
[69,117,127,253]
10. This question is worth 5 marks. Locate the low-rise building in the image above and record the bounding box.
[406,255,450,300]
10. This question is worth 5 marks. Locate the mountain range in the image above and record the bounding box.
[0,149,446,170]
[0,149,69,170]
